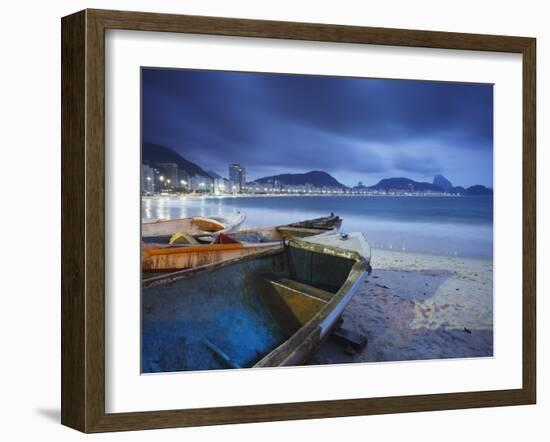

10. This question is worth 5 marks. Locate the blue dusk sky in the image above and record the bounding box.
[142,68,493,188]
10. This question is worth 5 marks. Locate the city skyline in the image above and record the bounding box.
[142,155,491,197]
[142,68,493,187]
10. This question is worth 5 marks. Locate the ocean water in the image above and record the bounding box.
[142,195,493,258]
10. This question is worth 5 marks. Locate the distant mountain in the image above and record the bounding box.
[367,176,492,196]
[255,171,346,188]
[369,177,443,192]
[142,142,210,177]
[464,185,493,196]
[433,174,453,191]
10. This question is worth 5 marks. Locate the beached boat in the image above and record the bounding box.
[286,213,342,231]
[197,213,342,244]
[141,237,371,372]
[141,214,342,273]
[142,212,246,242]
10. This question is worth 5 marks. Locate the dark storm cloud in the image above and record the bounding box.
[392,153,441,175]
[142,68,493,187]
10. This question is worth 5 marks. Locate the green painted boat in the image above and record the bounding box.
[142,237,371,373]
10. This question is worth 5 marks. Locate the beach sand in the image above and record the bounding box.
[310,248,493,365]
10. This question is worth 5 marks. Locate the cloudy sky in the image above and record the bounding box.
[142,68,493,188]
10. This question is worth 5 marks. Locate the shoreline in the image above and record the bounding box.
[370,246,492,263]
[371,247,493,270]
[142,193,480,199]
[142,195,493,260]
[310,247,493,364]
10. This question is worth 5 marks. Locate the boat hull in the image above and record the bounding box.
[142,242,277,273]
[142,239,370,372]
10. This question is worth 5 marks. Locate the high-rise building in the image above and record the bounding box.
[189,175,213,193]
[229,164,246,192]
[157,162,179,190]
[213,178,229,195]
[178,169,190,191]
[142,164,155,194]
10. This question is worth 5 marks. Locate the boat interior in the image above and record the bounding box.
[141,241,361,373]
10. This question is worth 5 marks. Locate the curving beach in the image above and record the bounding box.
[310,247,493,364]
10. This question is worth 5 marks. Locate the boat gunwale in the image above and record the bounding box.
[142,244,285,288]
[142,241,284,257]
[285,214,342,228]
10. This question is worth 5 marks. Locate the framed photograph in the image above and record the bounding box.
[61,9,536,433]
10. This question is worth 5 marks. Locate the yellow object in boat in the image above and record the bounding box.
[169,231,199,245]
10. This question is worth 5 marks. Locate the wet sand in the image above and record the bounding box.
[310,248,493,365]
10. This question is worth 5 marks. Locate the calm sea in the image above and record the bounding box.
[142,195,493,258]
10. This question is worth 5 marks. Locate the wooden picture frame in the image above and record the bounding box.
[61,9,536,433]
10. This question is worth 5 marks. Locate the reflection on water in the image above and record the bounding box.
[142,195,493,258]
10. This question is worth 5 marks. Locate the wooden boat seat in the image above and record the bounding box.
[260,276,335,327]
[268,277,335,302]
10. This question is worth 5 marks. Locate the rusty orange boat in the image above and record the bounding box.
[142,214,342,274]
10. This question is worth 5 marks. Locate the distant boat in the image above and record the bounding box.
[142,212,246,241]
[142,237,371,372]
[141,214,342,274]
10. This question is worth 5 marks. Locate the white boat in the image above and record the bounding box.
[142,212,246,239]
